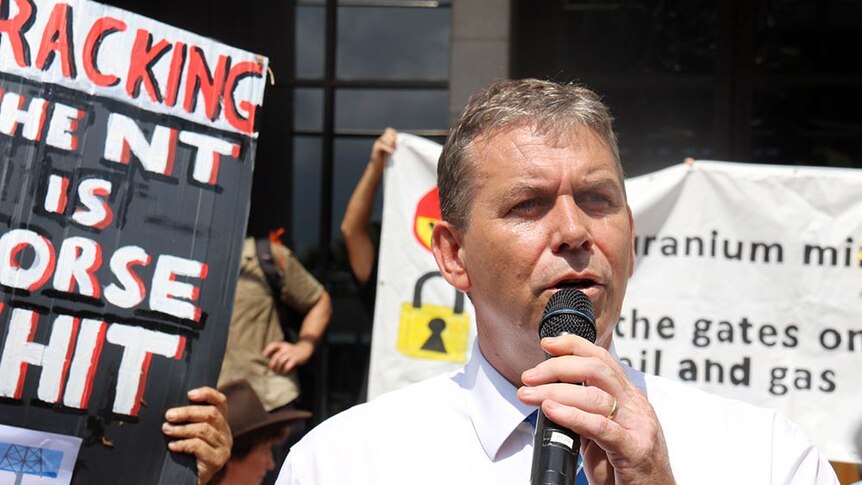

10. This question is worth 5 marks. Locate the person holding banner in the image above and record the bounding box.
[340,127,397,403]
[341,127,398,318]
[163,386,233,485]
[276,79,838,484]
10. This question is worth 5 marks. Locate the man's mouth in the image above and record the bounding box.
[553,278,597,290]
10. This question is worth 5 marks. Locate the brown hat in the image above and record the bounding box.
[220,379,312,442]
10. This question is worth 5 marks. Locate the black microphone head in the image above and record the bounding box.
[539,288,596,343]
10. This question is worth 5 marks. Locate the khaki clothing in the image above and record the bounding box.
[218,238,324,411]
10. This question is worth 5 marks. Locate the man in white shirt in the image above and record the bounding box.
[276,79,839,484]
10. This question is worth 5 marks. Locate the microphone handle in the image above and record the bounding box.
[530,410,580,485]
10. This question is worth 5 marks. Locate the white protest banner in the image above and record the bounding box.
[367,133,476,399]
[621,160,862,463]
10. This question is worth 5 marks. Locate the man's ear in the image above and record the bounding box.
[431,220,471,292]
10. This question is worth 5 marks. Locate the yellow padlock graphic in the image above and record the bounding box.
[397,271,470,363]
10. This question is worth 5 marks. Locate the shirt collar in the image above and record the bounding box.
[463,342,537,461]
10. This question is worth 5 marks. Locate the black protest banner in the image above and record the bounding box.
[0,0,266,483]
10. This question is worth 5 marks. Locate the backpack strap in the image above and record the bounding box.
[255,237,282,299]
[255,237,298,342]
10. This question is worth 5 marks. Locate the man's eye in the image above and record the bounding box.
[587,194,611,204]
[509,199,543,215]
[579,193,616,210]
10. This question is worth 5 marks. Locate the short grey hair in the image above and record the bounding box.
[437,78,621,229]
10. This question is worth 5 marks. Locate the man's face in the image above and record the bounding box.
[229,440,277,484]
[443,125,634,385]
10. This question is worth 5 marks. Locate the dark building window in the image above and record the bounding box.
[511,0,862,176]
[290,0,451,417]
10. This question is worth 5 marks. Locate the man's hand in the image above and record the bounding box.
[517,335,676,485]
[370,127,397,171]
[163,387,232,485]
[263,339,315,375]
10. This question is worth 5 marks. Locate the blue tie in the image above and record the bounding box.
[526,411,589,484]
[575,456,588,485]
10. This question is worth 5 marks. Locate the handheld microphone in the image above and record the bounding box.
[530,288,597,485]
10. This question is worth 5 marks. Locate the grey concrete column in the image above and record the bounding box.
[449,0,511,125]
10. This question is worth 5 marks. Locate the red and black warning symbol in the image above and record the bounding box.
[412,186,441,253]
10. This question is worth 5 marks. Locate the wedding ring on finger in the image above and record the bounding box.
[606,397,619,421]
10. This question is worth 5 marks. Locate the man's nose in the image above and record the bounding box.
[549,197,592,253]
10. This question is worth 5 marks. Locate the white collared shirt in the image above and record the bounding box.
[276,343,838,484]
